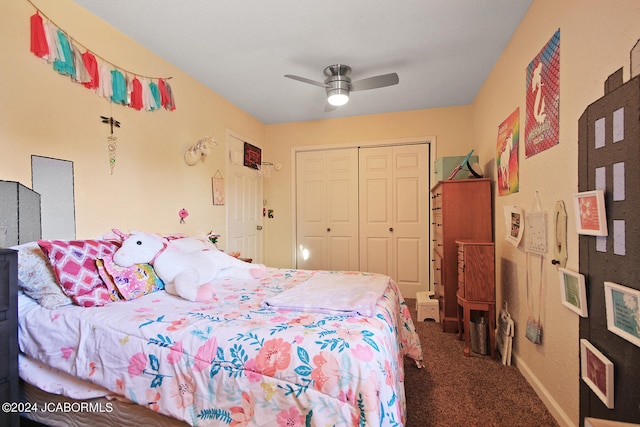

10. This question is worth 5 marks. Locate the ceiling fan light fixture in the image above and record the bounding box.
[327,89,349,106]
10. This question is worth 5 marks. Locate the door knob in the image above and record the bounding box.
[389,227,394,232]
[327,227,331,232]
[256,225,263,230]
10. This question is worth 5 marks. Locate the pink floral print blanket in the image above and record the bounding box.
[19,268,423,426]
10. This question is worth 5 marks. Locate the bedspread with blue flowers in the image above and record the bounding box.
[19,268,423,426]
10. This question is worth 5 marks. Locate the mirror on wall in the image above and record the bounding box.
[31,155,75,240]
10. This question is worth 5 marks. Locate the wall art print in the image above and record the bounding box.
[497,108,520,195]
[580,339,614,409]
[604,281,640,348]
[525,29,560,158]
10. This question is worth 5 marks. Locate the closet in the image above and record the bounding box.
[296,148,359,272]
[295,144,429,298]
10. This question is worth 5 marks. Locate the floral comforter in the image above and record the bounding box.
[18,268,423,426]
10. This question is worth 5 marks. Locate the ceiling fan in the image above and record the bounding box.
[284,64,399,111]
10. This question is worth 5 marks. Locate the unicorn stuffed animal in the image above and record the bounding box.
[112,231,265,302]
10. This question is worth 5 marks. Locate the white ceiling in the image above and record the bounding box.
[73,0,532,125]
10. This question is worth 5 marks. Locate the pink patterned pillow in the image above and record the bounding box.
[38,239,121,307]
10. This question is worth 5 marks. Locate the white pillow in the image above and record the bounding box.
[10,242,73,309]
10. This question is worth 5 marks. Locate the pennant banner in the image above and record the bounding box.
[29,8,176,112]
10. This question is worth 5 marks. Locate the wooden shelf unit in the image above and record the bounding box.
[431,178,492,333]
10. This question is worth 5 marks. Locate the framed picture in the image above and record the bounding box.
[580,339,614,409]
[604,281,640,348]
[573,190,608,236]
[243,142,261,170]
[504,205,524,247]
[558,268,588,317]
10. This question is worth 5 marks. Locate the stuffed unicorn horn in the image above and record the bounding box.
[113,231,266,302]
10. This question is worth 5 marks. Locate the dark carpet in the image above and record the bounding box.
[403,298,559,427]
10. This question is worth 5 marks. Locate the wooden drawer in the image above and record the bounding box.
[456,241,495,302]
[457,247,465,297]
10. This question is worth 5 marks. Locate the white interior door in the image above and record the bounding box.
[227,135,263,263]
[359,144,429,297]
[296,148,359,271]
[358,147,394,277]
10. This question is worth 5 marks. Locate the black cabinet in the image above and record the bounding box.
[0,249,19,426]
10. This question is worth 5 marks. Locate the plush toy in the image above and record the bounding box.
[112,231,266,302]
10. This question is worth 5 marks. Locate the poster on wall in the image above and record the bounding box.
[525,29,560,158]
[497,108,520,195]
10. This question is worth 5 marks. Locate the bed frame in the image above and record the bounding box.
[21,381,187,426]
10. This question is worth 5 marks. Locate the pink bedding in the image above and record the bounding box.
[19,267,423,426]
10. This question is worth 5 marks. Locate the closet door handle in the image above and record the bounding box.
[327,227,331,232]
[389,227,394,232]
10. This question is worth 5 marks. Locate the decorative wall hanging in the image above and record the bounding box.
[551,200,568,267]
[178,208,189,224]
[525,29,560,158]
[573,190,608,236]
[184,137,216,166]
[580,339,614,409]
[243,142,262,170]
[604,281,640,348]
[28,3,176,112]
[100,115,120,174]
[525,192,547,255]
[212,170,225,205]
[496,108,520,195]
[525,252,544,344]
[558,268,588,317]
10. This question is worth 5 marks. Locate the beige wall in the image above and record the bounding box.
[0,0,264,247]
[3,0,640,426]
[472,0,640,425]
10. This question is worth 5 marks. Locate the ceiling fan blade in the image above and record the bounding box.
[284,74,329,88]
[350,73,399,91]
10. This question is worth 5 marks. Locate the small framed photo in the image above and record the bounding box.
[580,339,614,409]
[573,190,608,236]
[604,281,640,348]
[558,268,588,317]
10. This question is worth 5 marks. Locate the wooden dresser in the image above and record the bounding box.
[0,249,19,426]
[431,178,492,332]
[455,240,495,357]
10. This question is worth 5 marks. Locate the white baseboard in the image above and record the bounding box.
[513,353,577,427]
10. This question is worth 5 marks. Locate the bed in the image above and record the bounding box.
[13,239,423,426]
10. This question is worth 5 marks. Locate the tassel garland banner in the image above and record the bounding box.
[28,5,176,112]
